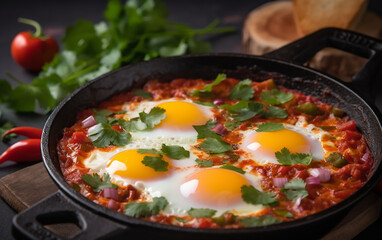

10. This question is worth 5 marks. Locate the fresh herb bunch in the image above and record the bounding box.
[1,0,234,113]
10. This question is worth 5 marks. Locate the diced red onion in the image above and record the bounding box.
[107,199,120,210]
[103,187,118,200]
[87,124,98,134]
[213,99,225,105]
[273,177,288,188]
[294,197,302,207]
[212,123,228,136]
[82,116,97,128]
[361,151,370,162]
[306,176,321,185]
[310,168,331,183]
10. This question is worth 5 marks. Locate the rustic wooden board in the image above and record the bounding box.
[0,162,381,239]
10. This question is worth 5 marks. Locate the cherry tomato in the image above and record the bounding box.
[11,18,59,72]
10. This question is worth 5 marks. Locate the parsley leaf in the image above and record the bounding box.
[275,148,313,166]
[193,120,220,139]
[220,164,245,174]
[239,215,282,227]
[229,79,254,101]
[282,179,308,202]
[81,173,117,192]
[241,185,278,206]
[256,122,284,132]
[192,73,226,97]
[141,155,169,172]
[199,137,233,154]
[133,89,152,99]
[221,101,287,121]
[261,89,293,105]
[139,107,166,129]
[136,148,162,155]
[187,208,217,218]
[124,197,169,218]
[195,158,214,167]
[88,123,131,148]
[273,209,294,218]
[160,144,189,160]
[0,121,16,143]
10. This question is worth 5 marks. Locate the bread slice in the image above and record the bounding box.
[293,0,368,36]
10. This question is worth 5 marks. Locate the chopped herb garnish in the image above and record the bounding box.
[256,122,284,132]
[239,215,282,227]
[160,144,190,160]
[72,183,81,192]
[282,179,308,202]
[124,197,168,218]
[221,101,287,121]
[187,208,217,218]
[191,73,226,98]
[212,212,237,226]
[141,155,169,172]
[224,121,242,131]
[261,89,293,105]
[275,148,313,166]
[88,123,131,148]
[229,79,254,101]
[121,107,166,132]
[274,209,294,218]
[199,137,233,154]
[193,120,220,139]
[220,164,245,174]
[136,148,162,155]
[241,185,278,206]
[81,173,117,193]
[174,217,189,223]
[193,100,216,107]
[195,158,214,167]
[133,89,152,99]
[0,121,16,142]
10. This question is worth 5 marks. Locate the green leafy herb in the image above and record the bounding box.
[136,148,162,155]
[261,89,293,105]
[195,158,214,167]
[229,79,254,101]
[81,173,117,192]
[193,100,216,107]
[160,144,189,160]
[241,185,278,206]
[273,209,294,218]
[0,121,16,142]
[141,155,169,172]
[256,122,284,132]
[2,0,234,113]
[220,164,245,174]
[239,215,282,227]
[221,101,287,121]
[212,212,237,226]
[133,89,152,99]
[199,137,233,154]
[224,121,242,131]
[187,208,217,218]
[174,217,189,223]
[88,123,131,148]
[275,148,312,166]
[193,120,220,139]
[124,197,169,217]
[72,183,81,192]
[121,107,166,131]
[282,179,308,202]
[191,73,226,98]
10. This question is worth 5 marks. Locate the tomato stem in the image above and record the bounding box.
[18,17,42,38]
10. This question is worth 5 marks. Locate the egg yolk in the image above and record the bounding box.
[155,101,209,130]
[180,168,248,208]
[249,128,310,154]
[106,149,170,180]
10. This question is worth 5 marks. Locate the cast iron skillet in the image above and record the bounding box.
[12,28,382,240]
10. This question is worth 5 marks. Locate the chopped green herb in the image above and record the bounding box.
[141,155,169,172]
[193,120,220,139]
[325,152,348,168]
[261,89,293,105]
[139,107,166,129]
[137,148,162,155]
[199,137,233,154]
[221,101,287,121]
[195,158,214,167]
[220,164,245,174]
[193,101,216,107]
[174,217,189,223]
[160,144,189,160]
[212,212,236,226]
[241,185,278,206]
[282,179,308,202]
[133,89,152,99]
[187,208,217,218]
[192,74,226,97]
[229,79,254,101]
[275,148,313,166]
[124,197,168,218]
[72,183,81,192]
[81,173,117,192]
[88,123,131,148]
[273,209,294,218]
[0,121,16,142]
[239,215,282,227]
[256,122,284,132]
[295,103,323,116]
[224,121,242,131]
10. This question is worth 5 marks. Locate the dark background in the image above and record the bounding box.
[0,0,381,239]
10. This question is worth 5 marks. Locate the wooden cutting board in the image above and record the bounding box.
[0,162,381,239]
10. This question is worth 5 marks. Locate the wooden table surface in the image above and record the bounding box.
[1,1,382,239]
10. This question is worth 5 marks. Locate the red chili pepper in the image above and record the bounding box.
[0,139,41,164]
[2,127,43,140]
[11,18,59,72]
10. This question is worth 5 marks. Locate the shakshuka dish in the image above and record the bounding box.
[58,74,373,228]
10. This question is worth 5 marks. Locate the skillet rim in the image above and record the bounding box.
[41,52,382,236]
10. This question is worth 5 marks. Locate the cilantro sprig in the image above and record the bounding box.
[256,122,284,132]
[220,164,245,174]
[275,148,313,166]
[124,197,169,217]
[120,107,166,131]
[229,79,254,101]
[191,74,226,98]
[2,0,234,113]
[195,158,213,167]
[88,123,131,148]
[282,179,308,202]
[261,89,293,105]
[241,185,278,206]
[187,208,217,218]
[81,173,117,193]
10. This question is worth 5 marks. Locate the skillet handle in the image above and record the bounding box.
[12,191,129,240]
[264,27,382,103]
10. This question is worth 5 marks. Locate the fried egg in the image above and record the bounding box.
[239,117,326,165]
